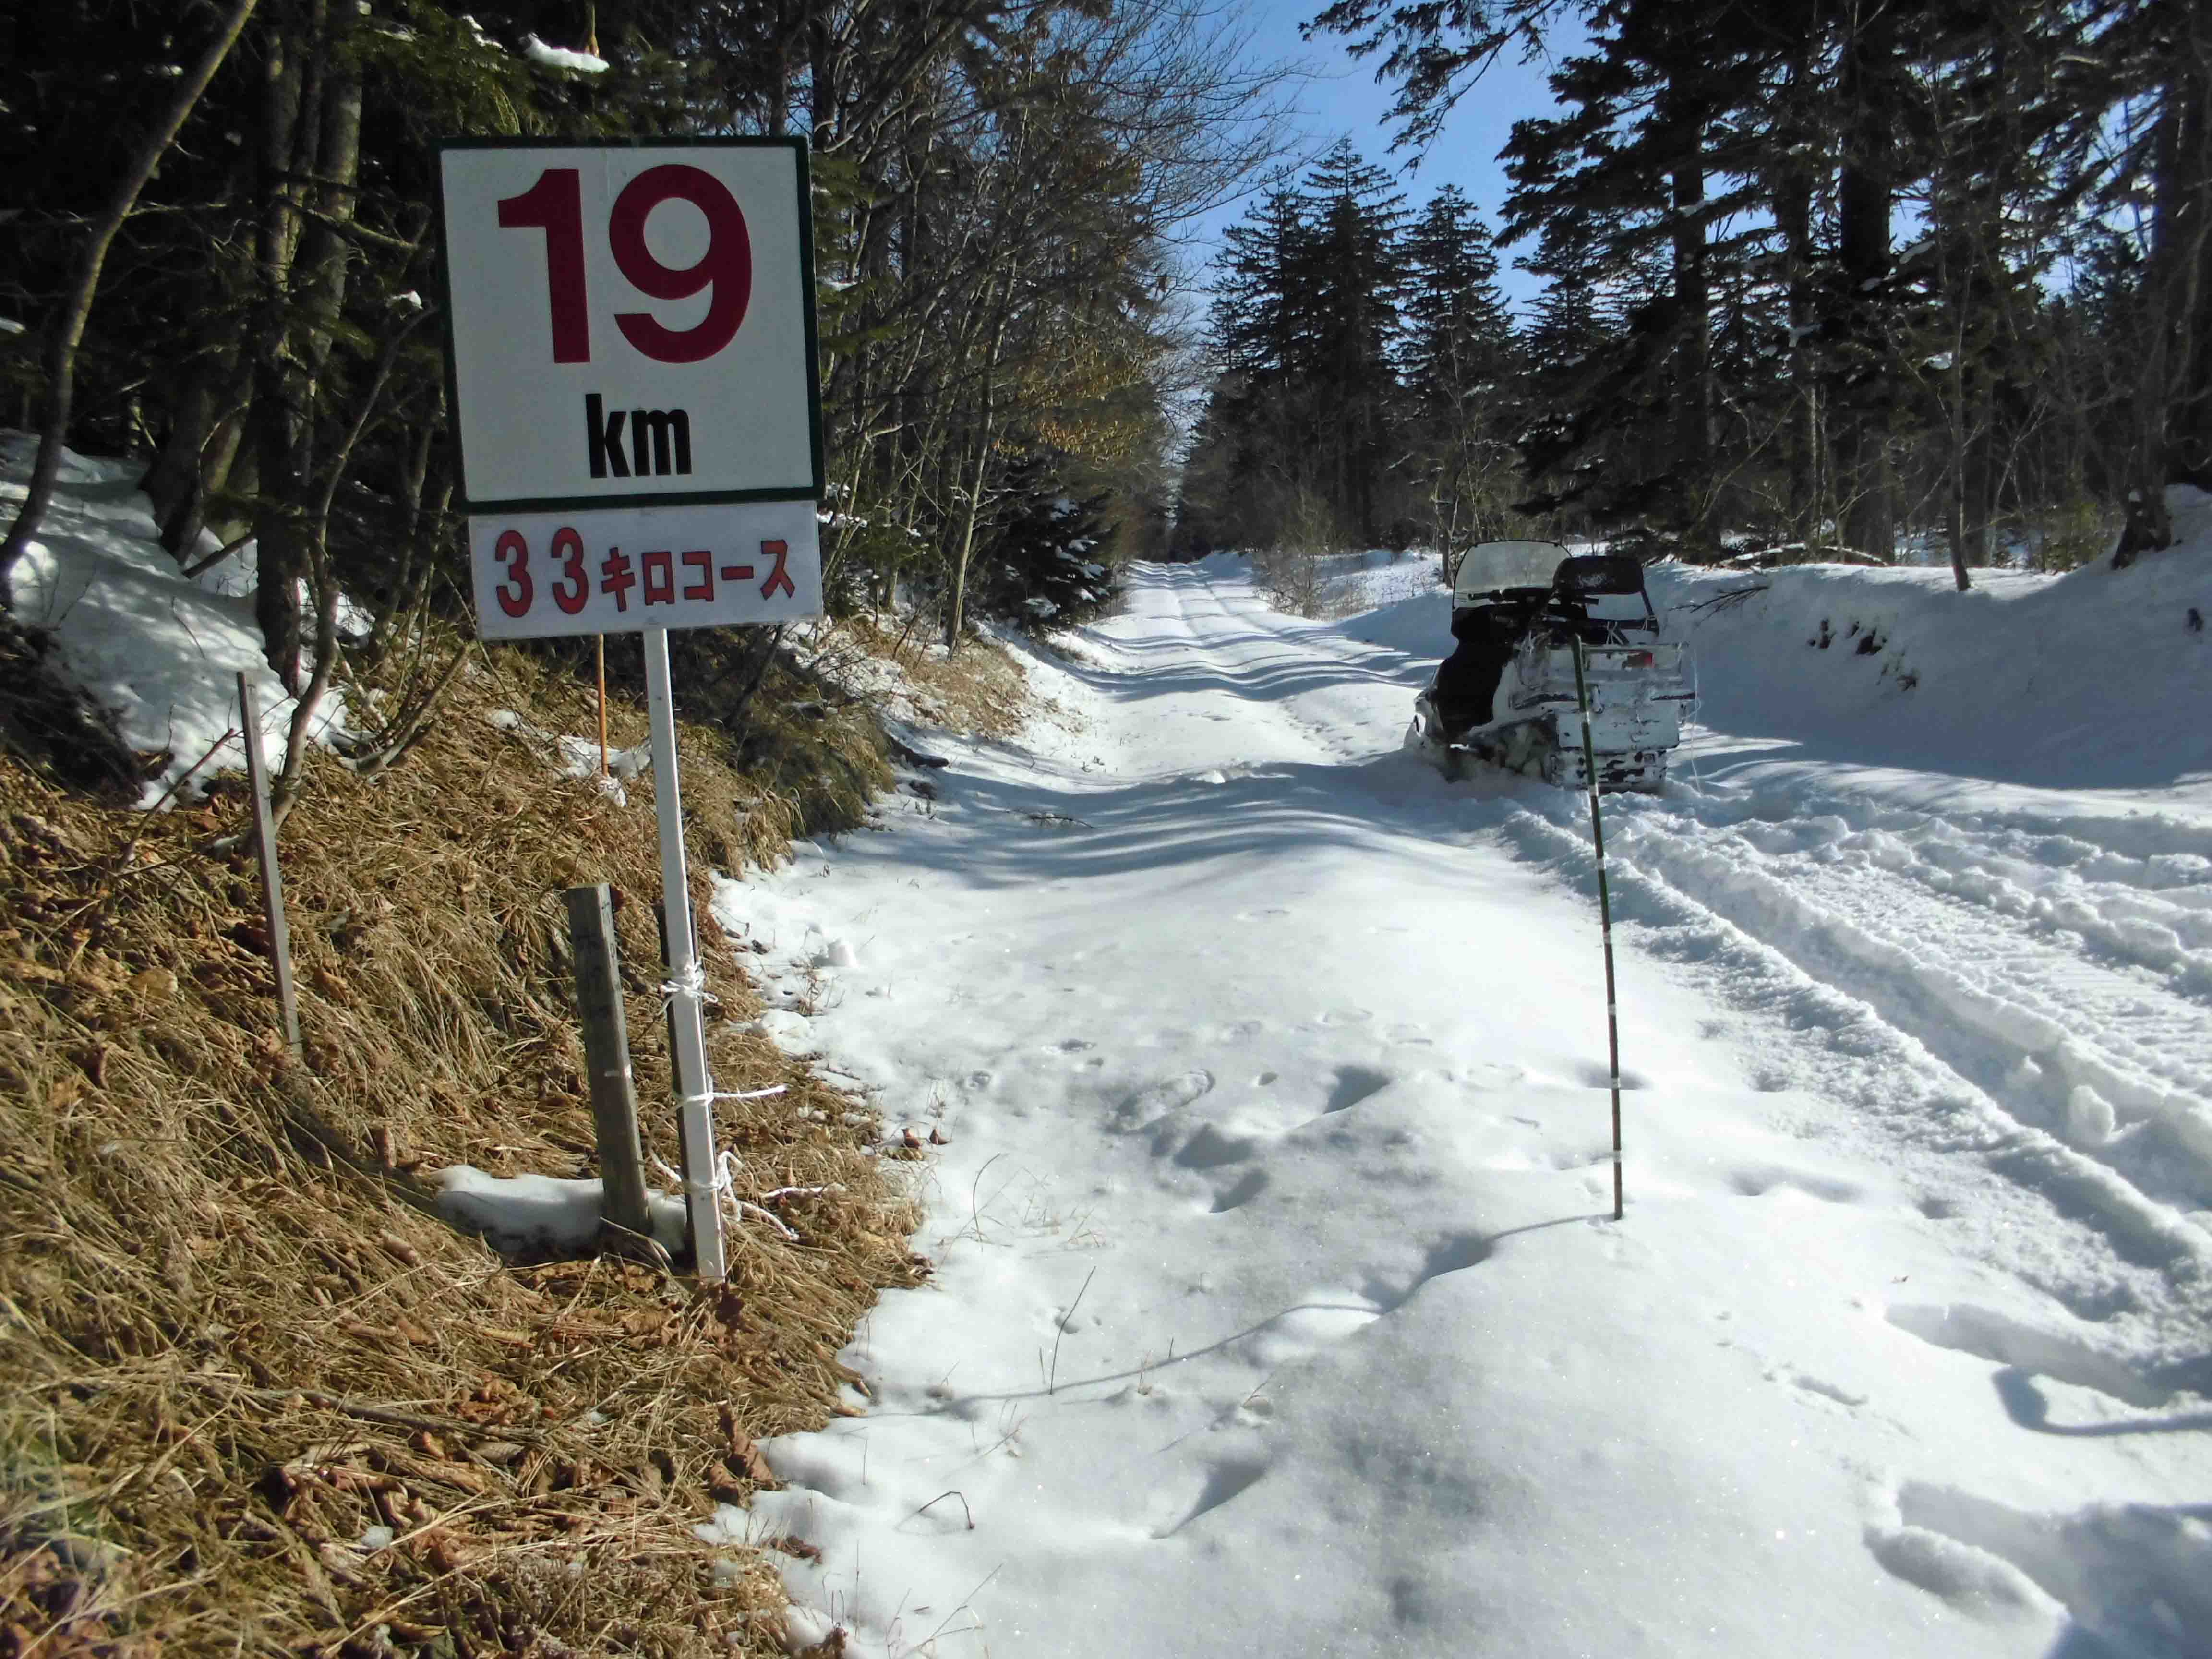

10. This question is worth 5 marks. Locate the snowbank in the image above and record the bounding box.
[1652,491,2212,797]
[1,436,349,804]
[433,1166,688,1258]
[1279,509,2212,809]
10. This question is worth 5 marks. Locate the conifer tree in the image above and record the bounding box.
[1309,0,2209,570]
[1498,0,1779,554]
[1177,143,1408,550]
[1399,186,1518,570]
[1291,141,1409,543]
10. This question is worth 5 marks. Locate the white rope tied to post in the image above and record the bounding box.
[659,957,718,1010]
[651,1152,803,1243]
[714,1151,800,1241]
[676,1082,787,1124]
[651,1151,712,1214]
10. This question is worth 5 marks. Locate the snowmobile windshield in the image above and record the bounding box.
[1453,541,1570,605]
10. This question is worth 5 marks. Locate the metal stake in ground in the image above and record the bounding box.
[236,673,302,1064]
[643,627,727,1281]
[1570,637,1625,1221]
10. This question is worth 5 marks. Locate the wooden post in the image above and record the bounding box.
[236,673,302,1064]
[643,626,726,1280]
[564,884,651,1243]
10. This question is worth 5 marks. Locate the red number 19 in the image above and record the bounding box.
[495,165,753,366]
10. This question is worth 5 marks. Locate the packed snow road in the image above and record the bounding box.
[712,558,2212,1659]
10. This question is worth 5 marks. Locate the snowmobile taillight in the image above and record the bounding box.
[1623,650,1654,668]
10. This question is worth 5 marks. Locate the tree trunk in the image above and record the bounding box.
[1671,145,1714,554]
[144,348,230,554]
[1946,351,1972,592]
[2163,41,2212,491]
[299,37,364,407]
[1836,4,1899,563]
[249,0,314,683]
[942,281,1011,651]
[2121,47,2211,561]
[0,0,261,590]
[250,0,359,688]
[1775,42,1819,547]
[943,408,996,651]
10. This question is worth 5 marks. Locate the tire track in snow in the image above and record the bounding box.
[1090,565,1342,772]
[1871,825,2212,996]
[1493,799,2212,1350]
[1662,787,2212,996]
[1608,791,2212,1219]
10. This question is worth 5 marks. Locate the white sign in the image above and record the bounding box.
[467,500,822,640]
[437,139,822,512]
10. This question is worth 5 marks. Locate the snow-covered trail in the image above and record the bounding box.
[1603,781,2212,1222]
[712,560,2212,1659]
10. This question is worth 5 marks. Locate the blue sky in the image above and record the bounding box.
[1185,0,1576,314]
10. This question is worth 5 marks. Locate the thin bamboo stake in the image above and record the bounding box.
[1570,637,1624,1220]
[595,635,609,778]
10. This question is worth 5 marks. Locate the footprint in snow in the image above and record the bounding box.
[1884,1302,2167,1407]
[1770,1366,1869,1408]
[1245,1301,1386,1369]
[1109,1070,1214,1130]
[1154,1121,1255,1169]
[1862,1479,2212,1640]
[1210,1169,1269,1213]
[1156,1452,1270,1536]
[1727,1164,1863,1203]
[1355,1234,1492,1312]
[1320,1065,1394,1115]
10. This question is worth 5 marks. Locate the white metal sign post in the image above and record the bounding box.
[437,137,827,1282]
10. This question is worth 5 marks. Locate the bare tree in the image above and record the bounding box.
[0,0,260,592]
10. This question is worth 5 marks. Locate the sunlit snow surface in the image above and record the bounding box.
[1,438,349,804]
[709,546,2212,1658]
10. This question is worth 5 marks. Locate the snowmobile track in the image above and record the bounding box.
[1605,783,2212,1226]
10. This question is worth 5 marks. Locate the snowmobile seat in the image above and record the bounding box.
[1432,602,1528,734]
[1554,552,1646,597]
[1541,553,1659,646]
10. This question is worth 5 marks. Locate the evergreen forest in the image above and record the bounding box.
[1189,0,2212,588]
[4,0,2210,677]
[0,0,1287,697]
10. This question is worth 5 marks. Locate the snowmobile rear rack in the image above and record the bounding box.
[1411,543,1695,794]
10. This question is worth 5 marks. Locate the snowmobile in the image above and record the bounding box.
[1408,541,1694,793]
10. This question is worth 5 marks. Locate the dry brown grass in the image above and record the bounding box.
[0,639,918,1657]
[827,617,1032,743]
